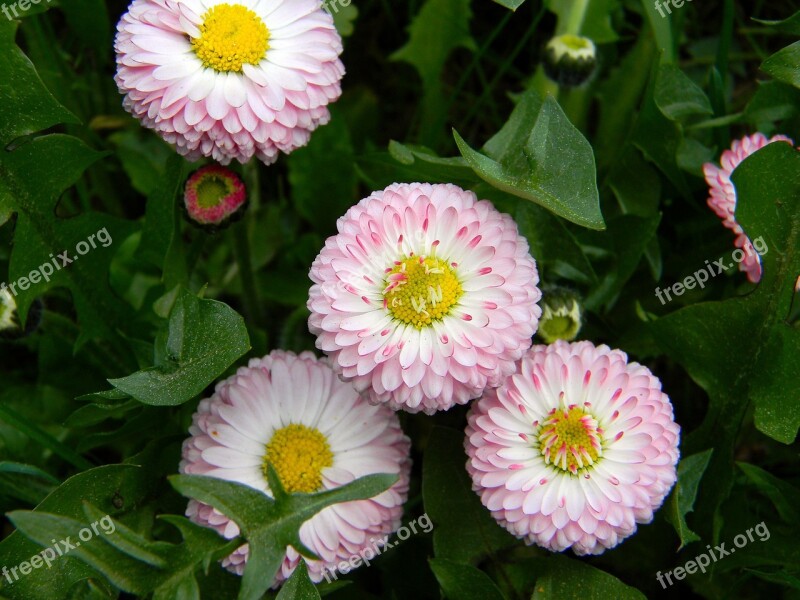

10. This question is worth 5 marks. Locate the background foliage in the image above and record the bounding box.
[0,0,799,598]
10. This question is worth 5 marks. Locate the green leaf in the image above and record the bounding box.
[387,141,477,186]
[8,506,235,598]
[326,1,358,37]
[276,562,322,600]
[761,41,800,90]
[109,288,250,406]
[391,0,475,141]
[654,64,713,120]
[0,464,157,600]
[170,469,398,600]
[665,449,713,549]
[0,134,138,346]
[650,142,800,541]
[754,10,800,35]
[583,214,661,311]
[737,462,800,523]
[422,427,516,564]
[136,153,191,274]
[454,92,604,230]
[0,19,77,145]
[640,0,674,64]
[531,555,646,599]
[429,558,506,600]
[491,0,526,9]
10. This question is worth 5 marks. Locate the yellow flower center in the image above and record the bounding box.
[192,3,270,73]
[537,406,602,474]
[263,424,333,494]
[383,256,463,328]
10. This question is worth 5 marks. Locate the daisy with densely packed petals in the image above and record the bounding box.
[308,182,542,415]
[115,0,344,165]
[180,350,411,584]
[465,340,680,555]
[703,132,795,282]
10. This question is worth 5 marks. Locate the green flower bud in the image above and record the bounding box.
[537,287,582,344]
[543,34,597,87]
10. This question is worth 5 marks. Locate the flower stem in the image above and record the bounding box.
[231,220,262,327]
[561,0,589,36]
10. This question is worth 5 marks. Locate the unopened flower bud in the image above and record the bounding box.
[537,287,582,344]
[543,34,597,87]
[183,164,247,230]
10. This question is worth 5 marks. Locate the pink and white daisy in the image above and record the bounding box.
[180,350,411,584]
[703,132,794,282]
[183,164,247,228]
[115,0,344,165]
[465,340,680,555]
[308,182,542,415]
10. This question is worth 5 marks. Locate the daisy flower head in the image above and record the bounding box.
[703,132,795,283]
[465,340,680,555]
[183,164,247,229]
[180,350,411,584]
[115,0,344,165]
[308,182,542,415]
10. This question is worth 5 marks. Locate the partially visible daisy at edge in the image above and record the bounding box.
[703,132,795,283]
[465,340,680,555]
[180,350,411,585]
[115,0,344,165]
[308,182,542,415]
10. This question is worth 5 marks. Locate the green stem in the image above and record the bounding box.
[560,0,590,36]
[0,403,94,471]
[230,221,261,327]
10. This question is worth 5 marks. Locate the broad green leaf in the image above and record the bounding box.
[665,449,713,549]
[387,141,477,186]
[391,0,475,142]
[454,92,604,230]
[743,80,800,125]
[8,506,235,599]
[654,64,713,120]
[276,562,321,600]
[0,19,77,145]
[531,555,646,599]
[650,143,800,542]
[170,468,398,600]
[737,462,800,523]
[761,41,800,90]
[0,465,156,600]
[109,130,174,197]
[429,558,506,600]
[109,288,250,406]
[0,134,138,346]
[422,427,516,564]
